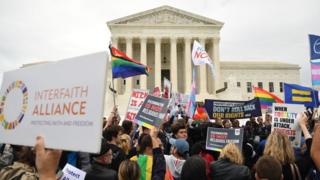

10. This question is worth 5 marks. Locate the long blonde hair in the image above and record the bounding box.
[219,143,243,165]
[264,131,295,165]
[118,160,140,180]
[118,134,131,155]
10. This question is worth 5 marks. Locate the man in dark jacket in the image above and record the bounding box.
[210,158,251,180]
[85,139,117,180]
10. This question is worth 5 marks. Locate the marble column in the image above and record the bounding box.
[170,37,178,92]
[199,38,208,94]
[125,37,133,94]
[184,37,192,93]
[213,37,220,95]
[140,37,147,90]
[155,37,161,88]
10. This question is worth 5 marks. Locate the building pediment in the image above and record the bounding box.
[107,5,223,26]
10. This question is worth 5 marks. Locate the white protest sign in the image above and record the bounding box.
[272,103,304,148]
[61,163,86,180]
[0,52,108,153]
[124,89,149,122]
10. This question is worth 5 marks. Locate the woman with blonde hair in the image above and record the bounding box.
[263,131,301,180]
[118,160,141,180]
[210,143,251,180]
[118,134,131,155]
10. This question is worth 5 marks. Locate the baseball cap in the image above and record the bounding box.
[169,138,189,155]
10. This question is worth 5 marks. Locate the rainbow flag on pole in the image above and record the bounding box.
[109,45,150,79]
[254,87,284,109]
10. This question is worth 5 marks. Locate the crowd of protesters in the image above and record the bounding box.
[0,104,320,180]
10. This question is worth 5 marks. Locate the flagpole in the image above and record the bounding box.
[111,78,116,106]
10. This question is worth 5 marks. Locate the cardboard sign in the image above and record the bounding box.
[135,95,170,129]
[61,163,86,180]
[272,103,304,148]
[0,52,107,153]
[124,89,149,122]
[206,127,244,152]
[204,98,262,119]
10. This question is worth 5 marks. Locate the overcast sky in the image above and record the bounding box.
[0,0,319,87]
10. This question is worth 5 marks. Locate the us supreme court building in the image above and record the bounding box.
[104,6,300,116]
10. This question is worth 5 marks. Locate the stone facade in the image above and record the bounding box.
[105,6,300,117]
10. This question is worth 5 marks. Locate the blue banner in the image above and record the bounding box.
[309,34,320,60]
[204,98,262,119]
[284,83,319,107]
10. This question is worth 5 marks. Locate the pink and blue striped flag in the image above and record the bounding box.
[311,63,320,87]
[186,68,196,118]
[309,34,320,90]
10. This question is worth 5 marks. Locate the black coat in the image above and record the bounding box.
[210,158,251,180]
[85,162,117,180]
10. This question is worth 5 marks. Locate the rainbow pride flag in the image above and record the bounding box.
[131,155,153,180]
[254,87,284,109]
[109,45,150,78]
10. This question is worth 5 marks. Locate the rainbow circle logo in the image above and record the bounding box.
[0,81,28,130]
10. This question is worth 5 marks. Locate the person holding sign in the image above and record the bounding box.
[130,128,166,180]
[210,143,251,180]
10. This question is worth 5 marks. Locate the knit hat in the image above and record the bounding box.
[92,139,111,157]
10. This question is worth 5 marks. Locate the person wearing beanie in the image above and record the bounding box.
[85,139,117,180]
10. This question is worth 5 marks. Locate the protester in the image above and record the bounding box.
[255,155,283,180]
[311,123,320,177]
[85,139,117,180]
[165,138,189,179]
[210,143,251,180]
[188,122,216,178]
[118,160,141,180]
[103,125,126,172]
[231,119,240,128]
[222,119,232,128]
[0,145,38,180]
[122,120,134,136]
[296,112,314,178]
[164,122,188,154]
[119,133,131,155]
[181,155,207,180]
[0,144,13,170]
[130,128,166,180]
[171,122,188,139]
[263,131,301,180]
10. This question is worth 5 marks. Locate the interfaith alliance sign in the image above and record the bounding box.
[0,52,108,153]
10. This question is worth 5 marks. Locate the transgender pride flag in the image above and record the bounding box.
[311,63,320,87]
[309,34,320,90]
[186,68,196,118]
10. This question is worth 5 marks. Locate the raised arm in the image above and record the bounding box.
[35,136,62,180]
[311,124,320,170]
